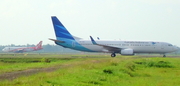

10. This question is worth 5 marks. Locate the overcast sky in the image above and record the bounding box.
[0,0,180,46]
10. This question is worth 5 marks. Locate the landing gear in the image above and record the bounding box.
[163,55,166,57]
[111,53,116,57]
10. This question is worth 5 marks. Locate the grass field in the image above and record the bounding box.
[0,54,180,86]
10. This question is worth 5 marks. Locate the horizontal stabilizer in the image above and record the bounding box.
[49,38,65,43]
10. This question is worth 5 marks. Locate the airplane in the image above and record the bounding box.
[2,41,43,53]
[49,16,179,57]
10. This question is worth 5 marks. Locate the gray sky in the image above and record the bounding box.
[0,0,180,46]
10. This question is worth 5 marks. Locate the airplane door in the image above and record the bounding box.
[161,43,164,50]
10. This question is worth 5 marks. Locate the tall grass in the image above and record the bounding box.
[0,55,180,86]
[0,54,78,74]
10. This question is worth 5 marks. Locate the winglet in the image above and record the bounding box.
[90,36,98,45]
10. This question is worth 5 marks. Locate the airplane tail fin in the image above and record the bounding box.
[35,41,43,50]
[51,16,80,40]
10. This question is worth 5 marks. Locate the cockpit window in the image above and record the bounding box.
[168,44,173,46]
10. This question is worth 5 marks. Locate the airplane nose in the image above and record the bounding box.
[177,46,180,50]
[172,45,179,51]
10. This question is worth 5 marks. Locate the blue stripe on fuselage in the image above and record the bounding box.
[55,37,95,52]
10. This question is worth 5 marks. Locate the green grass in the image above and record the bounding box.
[0,54,81,74]
[0,54,180,86]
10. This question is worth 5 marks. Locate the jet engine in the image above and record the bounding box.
[120,49,134,55]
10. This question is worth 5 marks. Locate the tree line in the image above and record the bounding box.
[0,44,179,54]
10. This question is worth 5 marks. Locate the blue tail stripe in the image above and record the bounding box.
[52,16,65,27]
[56,25,70,35]
[55,25,69,33]
[52,16,96,52]
[52,16,74,40]
[56,32,74,39]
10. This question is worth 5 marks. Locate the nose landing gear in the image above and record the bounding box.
[163,55,166,57]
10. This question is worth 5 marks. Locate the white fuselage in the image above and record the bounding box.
[2,41,43,53]
[50,16,179,57]
[75,39,179,54]
[2,47,34,53]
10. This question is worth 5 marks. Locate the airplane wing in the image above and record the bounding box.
[90,36,123,52]
[12,48,25,53]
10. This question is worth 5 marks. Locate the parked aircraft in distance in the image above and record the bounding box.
[50,16,179,57]
[2,41,43,53]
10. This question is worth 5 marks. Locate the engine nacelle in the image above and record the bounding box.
[120,49,134,55]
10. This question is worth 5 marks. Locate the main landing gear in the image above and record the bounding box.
[111,53,116,57]
[163,55,166,57]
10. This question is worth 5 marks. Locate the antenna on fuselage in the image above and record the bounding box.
[97,37,100,40]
